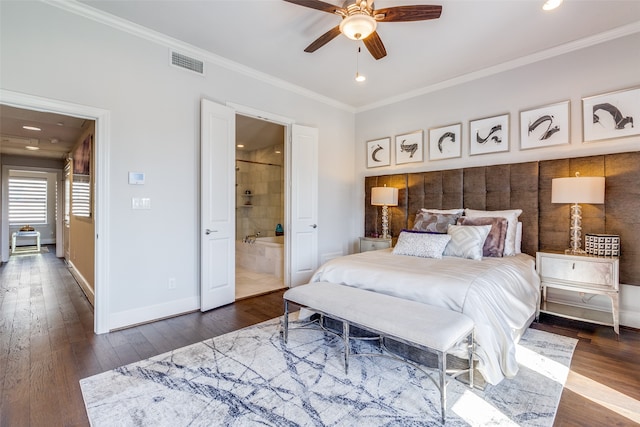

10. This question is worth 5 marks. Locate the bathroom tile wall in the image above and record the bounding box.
[236,143,284,240]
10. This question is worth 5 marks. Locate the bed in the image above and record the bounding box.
[310,209,541,385]
[310,250,539,385]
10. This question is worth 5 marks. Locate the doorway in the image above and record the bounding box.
[1,106,96,302]
[235,114,286,299]
[0,89,110,334]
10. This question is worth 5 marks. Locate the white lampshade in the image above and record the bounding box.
[339,14,377,40]
[552,176,605,204]
[371,186,398,206]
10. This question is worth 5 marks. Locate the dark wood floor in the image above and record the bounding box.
[1,247,638,426]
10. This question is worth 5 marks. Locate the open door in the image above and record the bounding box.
[200,99,235,311]
[289,124,319,286]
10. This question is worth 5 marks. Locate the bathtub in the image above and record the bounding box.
[236,236,284,279]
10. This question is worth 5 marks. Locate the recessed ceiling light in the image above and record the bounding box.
[237,144,245,148]
[25,146,40,151]
[542,0,563,11]
[22,125,41,131]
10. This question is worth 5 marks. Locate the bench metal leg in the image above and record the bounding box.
[283,300,289,344]
[438,351,447,424]
[468,330,474,389]
[343,321,350,374]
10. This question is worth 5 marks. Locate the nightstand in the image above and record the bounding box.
[359,237,392,253]
[536,251,619,338]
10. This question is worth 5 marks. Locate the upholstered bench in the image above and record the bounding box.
[282,281,475,424]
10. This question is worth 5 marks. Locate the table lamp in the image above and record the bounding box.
[371,185,398,239]
[552,172,605,254]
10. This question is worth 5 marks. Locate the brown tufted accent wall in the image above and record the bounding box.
[364,151,640,285]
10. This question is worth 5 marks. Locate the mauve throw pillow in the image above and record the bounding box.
[457,216,508,257]
[413,212,460,233]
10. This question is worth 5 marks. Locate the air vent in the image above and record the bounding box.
[170,51,204,75]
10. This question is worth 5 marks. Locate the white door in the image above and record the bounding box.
[200,99,235,311]
[289,124,319,286]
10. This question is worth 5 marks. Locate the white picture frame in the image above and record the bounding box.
[395,130,423,164]
[429,123,462,160]
[469,113,509,156]
[366,137,391,168]
[520,101,570,150]
[582,86,639,142]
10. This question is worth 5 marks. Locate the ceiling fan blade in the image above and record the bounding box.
[304,25,342,53]
[283,0,343,14]
[363,31,387,60]
[374,5,442,22]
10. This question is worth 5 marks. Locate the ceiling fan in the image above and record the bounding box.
[283,0,442,60]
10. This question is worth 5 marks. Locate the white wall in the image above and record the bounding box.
[0,1,356,329]
[354,33,640,328]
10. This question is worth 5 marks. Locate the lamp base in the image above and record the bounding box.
[564,248,587,255]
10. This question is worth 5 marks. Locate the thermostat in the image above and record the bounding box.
[128,172,145,185]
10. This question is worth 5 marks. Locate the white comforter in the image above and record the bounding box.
[309,249,540,385]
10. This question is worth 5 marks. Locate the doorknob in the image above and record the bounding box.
[205,229,218,235]
[310,224,317,229]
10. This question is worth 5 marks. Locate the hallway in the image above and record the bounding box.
[0,247,286,426]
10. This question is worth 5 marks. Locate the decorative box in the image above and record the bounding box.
[585,233,620,257]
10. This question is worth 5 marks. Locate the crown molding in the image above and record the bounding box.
[40,1,640,115]
[356,20,640,113]
[42,0,356,113]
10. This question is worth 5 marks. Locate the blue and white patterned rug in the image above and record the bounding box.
[80,318,576,426]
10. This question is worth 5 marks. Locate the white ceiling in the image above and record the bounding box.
[0,105,89,160]
[3,1,639,160]
[76,0,640,109]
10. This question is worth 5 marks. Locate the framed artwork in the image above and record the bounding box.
[469,113,509,156]
[395,130,423,164]
[366,137,391,168]
[520,100,570,150]
[429,123,461,160]
[582,86,639,142]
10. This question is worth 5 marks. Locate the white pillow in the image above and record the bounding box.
[392,231,451,259]
[464,208,522,256]
[443,225,492,260]
[420,208,464,215]
[515,222,522,254]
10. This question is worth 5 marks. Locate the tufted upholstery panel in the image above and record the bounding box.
[364,151,639,285]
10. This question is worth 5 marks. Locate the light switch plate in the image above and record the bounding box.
[131,197,151,210]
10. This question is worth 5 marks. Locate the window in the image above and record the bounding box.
[8,177,48,225]
[72,176,91,217]
[64,163,71,224]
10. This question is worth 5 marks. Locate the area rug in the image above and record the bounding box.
[80,318,576,426]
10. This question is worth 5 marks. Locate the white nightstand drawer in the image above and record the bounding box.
[538,254,618,291]
[359,237,392,253]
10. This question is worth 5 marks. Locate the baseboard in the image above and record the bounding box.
[109,296,200,331]
[67,260,95,306]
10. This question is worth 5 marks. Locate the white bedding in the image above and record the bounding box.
[309,249,540,385]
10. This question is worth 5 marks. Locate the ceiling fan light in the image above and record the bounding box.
[542,0,563,11]
[340,14,377,40]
